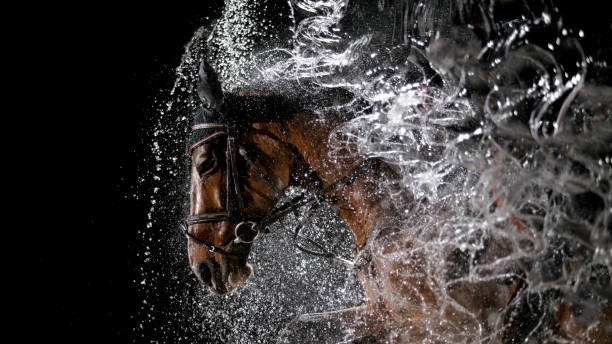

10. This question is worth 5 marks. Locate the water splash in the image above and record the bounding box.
[262,1,610,341]
[137,0,611,342]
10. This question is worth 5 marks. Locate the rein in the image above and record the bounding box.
[182,123,375,267]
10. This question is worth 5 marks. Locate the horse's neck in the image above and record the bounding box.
[256,112,393,247]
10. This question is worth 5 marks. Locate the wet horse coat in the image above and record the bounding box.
[184,61,611,342]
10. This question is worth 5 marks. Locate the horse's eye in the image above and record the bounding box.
[197,150,218,178]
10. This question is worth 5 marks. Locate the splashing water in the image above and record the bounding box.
[137,0,611,342]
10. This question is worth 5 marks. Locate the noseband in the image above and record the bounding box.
[182,121,376,265]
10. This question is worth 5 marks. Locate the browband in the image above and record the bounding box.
[188,130,228,154]
[192,123,228,130]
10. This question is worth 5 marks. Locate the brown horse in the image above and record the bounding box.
[183,61,611,342]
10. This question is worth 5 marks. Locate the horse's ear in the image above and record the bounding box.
[197,59,224,112]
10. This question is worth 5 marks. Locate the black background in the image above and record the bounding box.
[28,1,609,343]
[34,3,223,343]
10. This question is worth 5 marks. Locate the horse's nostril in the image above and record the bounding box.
[197,262,213,286]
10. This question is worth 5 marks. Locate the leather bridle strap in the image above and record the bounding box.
[183,124,253,256]
[185,212,231,225]
[188,131,228,155]
[179,221,240,257]
[183,121,376,264]
[320,158,378,195]
[227,137,244,216]
[246,159,377,267]
[257,158,378,230]
[185,125,245,226]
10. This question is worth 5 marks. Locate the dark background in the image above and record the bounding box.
[29,1,609,343]
[36,3,223,343]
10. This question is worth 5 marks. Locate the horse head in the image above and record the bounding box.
[184,60,304,294]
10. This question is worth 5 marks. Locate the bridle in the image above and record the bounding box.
[181,122,376,266]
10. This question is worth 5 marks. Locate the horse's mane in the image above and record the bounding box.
[223,93,305,124]
[222,85,356,126]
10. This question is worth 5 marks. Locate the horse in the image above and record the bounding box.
[181,60,611,343]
